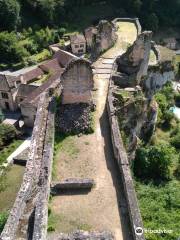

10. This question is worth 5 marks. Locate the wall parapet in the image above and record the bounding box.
[107,62,145,240]
[0,92,53,240]
[32,98,56,240]
[112,18,142,35]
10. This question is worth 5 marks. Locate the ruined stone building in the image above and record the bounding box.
[70,34,86,55]
[85,20,117,58]
[61,59,93,104]
[0,48,94,127]
[0,66,43,111]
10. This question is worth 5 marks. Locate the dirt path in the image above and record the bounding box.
[49,21,137,240]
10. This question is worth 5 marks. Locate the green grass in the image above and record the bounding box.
[48,209,92,233]
[0,140,23,167]
[52,133,80,180]
[0,165,25,212]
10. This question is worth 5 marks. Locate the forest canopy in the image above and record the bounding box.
[0,0,180,32]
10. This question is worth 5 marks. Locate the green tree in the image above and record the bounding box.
[133,144,175,181]
[0,0,20,30]
[145,13,159,32]
[33,27,55,50]
[0,31,29,64]
[0,124,17,149]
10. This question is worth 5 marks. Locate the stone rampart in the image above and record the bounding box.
[107,62,145,240]
[32,98,56,240]
[0,93,51,240]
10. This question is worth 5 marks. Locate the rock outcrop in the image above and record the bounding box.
[143,61,175,99]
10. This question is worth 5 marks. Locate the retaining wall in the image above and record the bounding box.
[107,63,145,240]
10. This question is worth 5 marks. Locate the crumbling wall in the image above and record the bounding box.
[32,99,55,240]
[91,20,117,59]
[1,95,55,240]
[0,94,47,240]
[107,64,145,240]
[61,59,94,104]
[116,31,152,85]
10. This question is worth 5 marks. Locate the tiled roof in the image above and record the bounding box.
[21,67,44,83]
[53,49,78,67]
[21,69,63,106]
[16,84,38,98]
[70,34,86,44]
[39,58,62,73]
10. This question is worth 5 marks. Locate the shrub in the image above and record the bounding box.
[174,93,180,107]
[170,132,180,149]
[163,110,174,127]
[0,212,8,233]
[133,144,175,181]
[0,124,17,149]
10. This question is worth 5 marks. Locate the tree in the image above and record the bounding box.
[145,13,159,32]
[33,27,55,50]
[0,124,17,149]
[0,0,20,30]
[0,31,29,64]
[133,144,175,181]
[132,0,142,14]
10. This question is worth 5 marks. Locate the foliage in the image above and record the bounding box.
[0,31,29,65]
[0,212,8,233]
[135,180,180,240]
[155,82,175,127]
[0,0,20,31]
[0,140,23,167]
[32,27,56,51]
[0,124,17,150]
[174,93,180,107]
[133,144,176,181]
[145,13,159,32]
[170,132,180,149]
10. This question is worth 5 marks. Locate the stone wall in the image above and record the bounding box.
[151,41,161,63]
[0,92,53,240]
[91,20,117,59]
[144,65,175,98]
[32,98,55,240]
[107,63,145,240]
[61,59,94,104]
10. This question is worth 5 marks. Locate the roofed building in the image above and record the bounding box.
[70,34,86,55]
